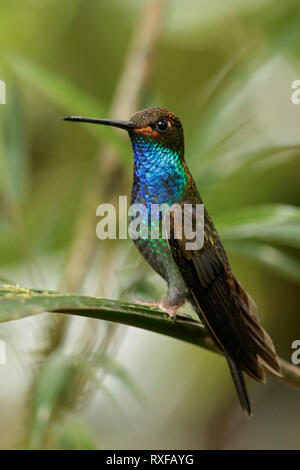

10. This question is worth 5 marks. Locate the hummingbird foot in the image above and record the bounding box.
[136,300,185,323]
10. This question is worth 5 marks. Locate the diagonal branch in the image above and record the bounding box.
[1,283,299,391]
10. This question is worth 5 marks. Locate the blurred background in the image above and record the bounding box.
[0,0,300,450]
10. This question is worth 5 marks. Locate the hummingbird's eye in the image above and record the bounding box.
[155,119,169,132]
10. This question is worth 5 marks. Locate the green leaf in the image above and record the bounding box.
[26,347,141,449]
[5,54,128,158]
[93,352,144,404]
[54,417,98,450]
[27,351,75,449]
[0,284,211,351]
[197,144,300,189]
[226,240,300,284]
[253,146,300,170]
[0,84,29,206]
[189,49,250,162]
[218,204,300,249]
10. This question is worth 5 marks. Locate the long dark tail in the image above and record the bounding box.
[227,356,251,417]
[167,213,282,415]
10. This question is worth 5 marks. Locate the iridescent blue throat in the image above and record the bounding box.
[130,135,186,208]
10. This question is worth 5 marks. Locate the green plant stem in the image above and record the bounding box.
[61,0,165,293]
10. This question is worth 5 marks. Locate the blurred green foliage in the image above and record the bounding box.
[0,0,300,450]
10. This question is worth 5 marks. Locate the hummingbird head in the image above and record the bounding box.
[64,107,188,202]
[64,107,184,157]
[128,107,184,155]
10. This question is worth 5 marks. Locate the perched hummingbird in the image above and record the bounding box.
[65,107,281,416]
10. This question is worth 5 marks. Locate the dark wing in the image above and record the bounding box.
[167,204,281,382]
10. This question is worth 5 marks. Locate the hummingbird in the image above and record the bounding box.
[64,107,282,416]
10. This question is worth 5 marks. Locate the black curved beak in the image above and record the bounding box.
[63,116,136,131]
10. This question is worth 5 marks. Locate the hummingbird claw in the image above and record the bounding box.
[136,300,182,323]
